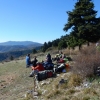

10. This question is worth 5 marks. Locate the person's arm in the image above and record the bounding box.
[31,65,38,70]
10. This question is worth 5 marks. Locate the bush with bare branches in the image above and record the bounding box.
[72,45,100,77]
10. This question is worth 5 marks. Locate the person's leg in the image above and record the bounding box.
[29,70,38,77]
[43,62,48,70]
[26,65,30,68]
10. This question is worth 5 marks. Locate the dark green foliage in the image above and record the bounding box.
[47,41,52,47]
[52,39,60,47]
[41,42,48,52]
[0,49,33,62]
[67,34,85,49]
[10,55,14,60]
[32,49,37,54]
[63,0,100,43]
[41,39,60,52]
[58,40,67,49]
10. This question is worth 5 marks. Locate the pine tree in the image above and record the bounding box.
[63,0,100,43]
[42,42,48,52]
[10,55,14,60]
[32,49,37,54]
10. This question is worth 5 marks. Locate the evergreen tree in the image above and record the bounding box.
[58,40,67,50]
[67,35,78,49]
[10,55,14,60]
[47,41,52,48]
[52,39,60,47]
[42,42,48,52]
[32,49,37,54]
[63,0,100,43]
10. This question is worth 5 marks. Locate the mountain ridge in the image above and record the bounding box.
[0,41,43,61]
[0,41,43,46]
[0,41,43,53]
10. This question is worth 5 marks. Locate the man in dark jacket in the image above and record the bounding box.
[31,56,38,67]
[43,53,54,70]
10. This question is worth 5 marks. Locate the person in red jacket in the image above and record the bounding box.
[31,63,45,71]
[29,62,45,77]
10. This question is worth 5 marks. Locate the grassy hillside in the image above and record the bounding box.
[0,59,31,100]
[0,46,100,100]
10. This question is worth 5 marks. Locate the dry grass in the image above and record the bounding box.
[67,74,83,88]
[0,60,33,100]
[83,88,97,95]
[72,44,100,77]
[0,45,100,100]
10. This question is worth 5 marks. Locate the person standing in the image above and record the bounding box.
[26,54,32,68]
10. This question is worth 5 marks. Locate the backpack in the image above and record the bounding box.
[36,70,54,81]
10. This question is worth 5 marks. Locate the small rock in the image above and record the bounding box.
[33,96,38,99]
[57,74,60,77]
[41,82,46,86]
[3,86,6,88]
[42,90,47,94]
[59,79,65,84]
[33,91,38,96]
[1,84,4,86]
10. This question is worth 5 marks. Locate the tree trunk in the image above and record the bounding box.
[79,45,82,50]
[87,42,90,46]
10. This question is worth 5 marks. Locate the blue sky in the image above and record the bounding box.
[0,0,100,44]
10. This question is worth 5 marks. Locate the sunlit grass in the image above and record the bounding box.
[1,45,100,100]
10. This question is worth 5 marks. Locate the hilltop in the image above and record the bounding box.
[0,45,100,100]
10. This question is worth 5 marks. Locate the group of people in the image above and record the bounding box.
[25,53,53,76]
[52,51,66,63]
[25,51,67,76]
[25,54,38,68]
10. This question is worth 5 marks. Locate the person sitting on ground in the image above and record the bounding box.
[59,51,63,58]
[43,53,54,70]
[25,54,32,68]
[29,62,45,77]
[56,52,66,64]
[31,62,45,71]
[46,53,52,63]
[31,56,38,67]
[62,54,66,59]
[52,54,60,62]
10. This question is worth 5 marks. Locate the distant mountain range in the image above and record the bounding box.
[0,41,43,61]
[0,41,42,46]
[0,41,43,53]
